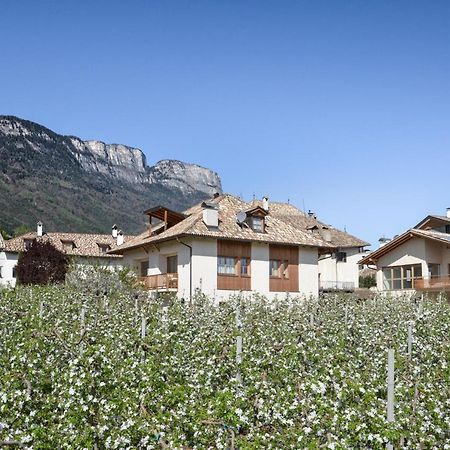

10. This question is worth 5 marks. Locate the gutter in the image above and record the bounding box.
[177,237,193,305]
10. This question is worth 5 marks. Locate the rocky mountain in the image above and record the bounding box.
[0,116,222,235]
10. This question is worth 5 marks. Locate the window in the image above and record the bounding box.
[240,257,250,276]
[270,260,281,277]
[61,240,75,251]
[382,264,422,290]
[167,255,178,274]
[218,256,237,275]
[24,239,35,250]
[269,245,298,292]
[283,260,289,279]
[140,260,149,277]
[251,216,264,232]
[12,266,17,279]
[428,264,440,279]
[0,267,2,278]
[270,259,291,279]
[98,244,111,254]
[217,240,251,290]
[336,251,347,262]
[446,225,450,234]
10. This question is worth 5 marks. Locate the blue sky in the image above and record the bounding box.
[1,0,449,247]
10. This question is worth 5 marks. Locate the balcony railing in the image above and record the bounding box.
[138,273,178,290]
[414,277,450,291]
[319,280,355,293]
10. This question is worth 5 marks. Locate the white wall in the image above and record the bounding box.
[0,252,123,288]
[191,239,217,297]
[122,248,149,275]
[0,252,18,288]
[299,246,319,297]
[376,238,426,292]
[374,237,450,292]
[74,257,123,270]
[318,247,363,288]
[251,243,270,293]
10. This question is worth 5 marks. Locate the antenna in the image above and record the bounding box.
[302,198,306,213]
[236,211,247,224]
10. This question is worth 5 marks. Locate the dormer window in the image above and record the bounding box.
[244,206,268,233]
[61,240,76,251]
[251,216,264,232]
[98,243,111,254]
[24,239,35,250]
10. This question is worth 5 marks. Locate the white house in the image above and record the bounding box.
[272,207,369,292]
[0,223,129,288]
[359,209,450,294]
[110,194,369,300]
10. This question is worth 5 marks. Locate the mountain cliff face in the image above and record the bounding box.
[0,116,222,235]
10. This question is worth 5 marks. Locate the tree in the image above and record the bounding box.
[13,224,32,237]
[16,240,69,285]
[0,228,10,239]
[359,274,376,288]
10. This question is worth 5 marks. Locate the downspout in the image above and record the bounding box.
[177,238,193,305]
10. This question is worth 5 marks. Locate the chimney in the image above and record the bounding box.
[117,230,124,246]
[447,207,450,219]
[112,224,118,238]
[379,236,391,248]
[262,196,269,212]
[308,210,317,220]
[321,228,332,242]
[37,221,43,237]
[202,202,219,227]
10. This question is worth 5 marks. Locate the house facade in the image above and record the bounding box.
[111,194,369,300]
[0,223,129,288]
[359,210,450,294]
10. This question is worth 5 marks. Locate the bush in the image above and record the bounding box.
[16,240,68,285]
[65,264,141,296]
[359,274,376,288]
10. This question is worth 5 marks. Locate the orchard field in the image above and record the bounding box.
[1,279,449,449]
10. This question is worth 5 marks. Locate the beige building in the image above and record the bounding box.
[359,210,450,294]
[110,194,369,300]
[0,223,129,287]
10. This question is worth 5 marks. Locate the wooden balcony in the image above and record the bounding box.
[414,277,450,292]
[138,273,178,290]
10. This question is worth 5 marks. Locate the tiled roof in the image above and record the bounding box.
[111,194,368,254]
[359,228,450,265]
[412,229,450,243]
[414,214,450,229]
[2,232,132,258]
[254,200,370,248]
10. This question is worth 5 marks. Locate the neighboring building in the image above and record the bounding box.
[359,209,450,294]
[272,207,370,292]
[110,194,369,300]
[0,223,129,288]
